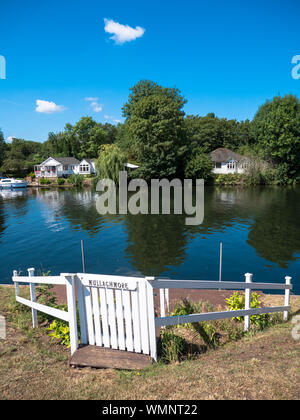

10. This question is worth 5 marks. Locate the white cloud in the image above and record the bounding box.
[104,18,145,44]
[36,100,66,114]
[104,114,121,124]
[85,97,102,113]
[85,97,99,102]
[6,136,15,143]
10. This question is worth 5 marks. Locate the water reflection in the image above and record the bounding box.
[14,186,300,277]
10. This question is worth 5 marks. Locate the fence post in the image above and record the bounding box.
[28,268,38,328]
[244,273,253,331]
[283,276,292,321]
[160,289,166,317]
[145,277,157,362]
[65,274,78,355]
[13,270,19,297]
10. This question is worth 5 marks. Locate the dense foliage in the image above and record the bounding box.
[1,82,299,184]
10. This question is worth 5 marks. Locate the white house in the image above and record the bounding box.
[34,157,96,178]
[210,148,250,175]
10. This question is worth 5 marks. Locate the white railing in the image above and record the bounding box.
[153,273,292,331]
[13,269,78,354]
[13,269,293,362]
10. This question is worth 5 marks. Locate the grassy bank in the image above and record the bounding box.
[0,286,299,400]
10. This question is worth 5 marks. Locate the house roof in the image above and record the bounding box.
[210,148,249,163]
[54,157,80,165]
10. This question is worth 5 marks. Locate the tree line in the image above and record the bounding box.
[1,80,299,184]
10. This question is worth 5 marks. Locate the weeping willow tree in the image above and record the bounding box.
[95,144,127,184]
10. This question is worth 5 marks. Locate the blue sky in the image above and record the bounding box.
[0,0,300,142]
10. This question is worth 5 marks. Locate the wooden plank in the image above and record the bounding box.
[146,280,157,361]
[13,276,65,285]
[107,289,118,349]
[65,275,78,355]
[91,287,102,346]
[122,290,133,352]
[16,296,69,322]
[76,277,88,345]
[155,305,291,327]
[131,290,141,353]
[138,280,150,355]
[115,289,125,351]
[99,288,110,347]
[83,286,95,345]
[78,273,142,290]
[69,345,152,370]
[153,279,292,291]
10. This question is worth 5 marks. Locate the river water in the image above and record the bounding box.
[0,186,299,294]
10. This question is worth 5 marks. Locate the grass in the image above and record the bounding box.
[0,285,300,400]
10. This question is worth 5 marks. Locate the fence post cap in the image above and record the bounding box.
[27,268,35,275]
[244,273,253,282]
[13,270,18,276]
[145,276,155,282]
[285,276,292,283]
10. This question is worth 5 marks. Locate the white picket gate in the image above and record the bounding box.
[12,270,157,360]
[76,274,157,360]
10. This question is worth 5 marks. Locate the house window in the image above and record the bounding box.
[80,164,89,172]
[215,162,221,169]
[63,165,68,171]
[227,161,236,170]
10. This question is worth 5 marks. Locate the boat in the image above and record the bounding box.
[0,178,28,189]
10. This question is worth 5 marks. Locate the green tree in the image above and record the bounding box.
[184,149,214,180]
[252,94,300,181]
[123,81,187,179]
[0,129,6,167]
[95,144,126,183]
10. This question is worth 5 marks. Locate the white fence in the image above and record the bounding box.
[13,269,292,363]
[154,273,292,331]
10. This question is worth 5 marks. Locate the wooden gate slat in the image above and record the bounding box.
[99,288,110,347]
[91,287,102,346]
[115,290,125,351]
[138,280,150,355]
[122,290,134,352]
[83,286,95,345]
[106,289,118,349]
[131,290,141,353]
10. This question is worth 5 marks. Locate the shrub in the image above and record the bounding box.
[68,174,84,187]
[46,320,71,347]
[57,178,65,185]
[160,329,187,363]
[39,178,51,185]
[226,291,269,329]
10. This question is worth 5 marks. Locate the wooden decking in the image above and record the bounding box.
[69,345,153,370]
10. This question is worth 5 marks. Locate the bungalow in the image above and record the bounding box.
[210,148,250,175]
[34,157,96,178]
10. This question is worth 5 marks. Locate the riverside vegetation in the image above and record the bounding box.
[1,81,300,186]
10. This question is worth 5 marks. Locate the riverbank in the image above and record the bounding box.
[0,286,299,400]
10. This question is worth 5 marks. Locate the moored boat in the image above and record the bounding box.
[0,178,28,189]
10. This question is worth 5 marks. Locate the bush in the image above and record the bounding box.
[39,178,51,185]
[226,291,270,330]
[68,174,84,187]
[57,178,65,185]
[160,329,187,363]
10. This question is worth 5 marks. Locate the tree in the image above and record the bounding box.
[252,94,300,180]
[95,144,126,183]
[122,80,187,120]
[0,129,6,167]
[184,149,214,180]
[123,81,187,179]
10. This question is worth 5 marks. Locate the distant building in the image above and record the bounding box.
[210,148,250,174]
[34,157,96,178]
